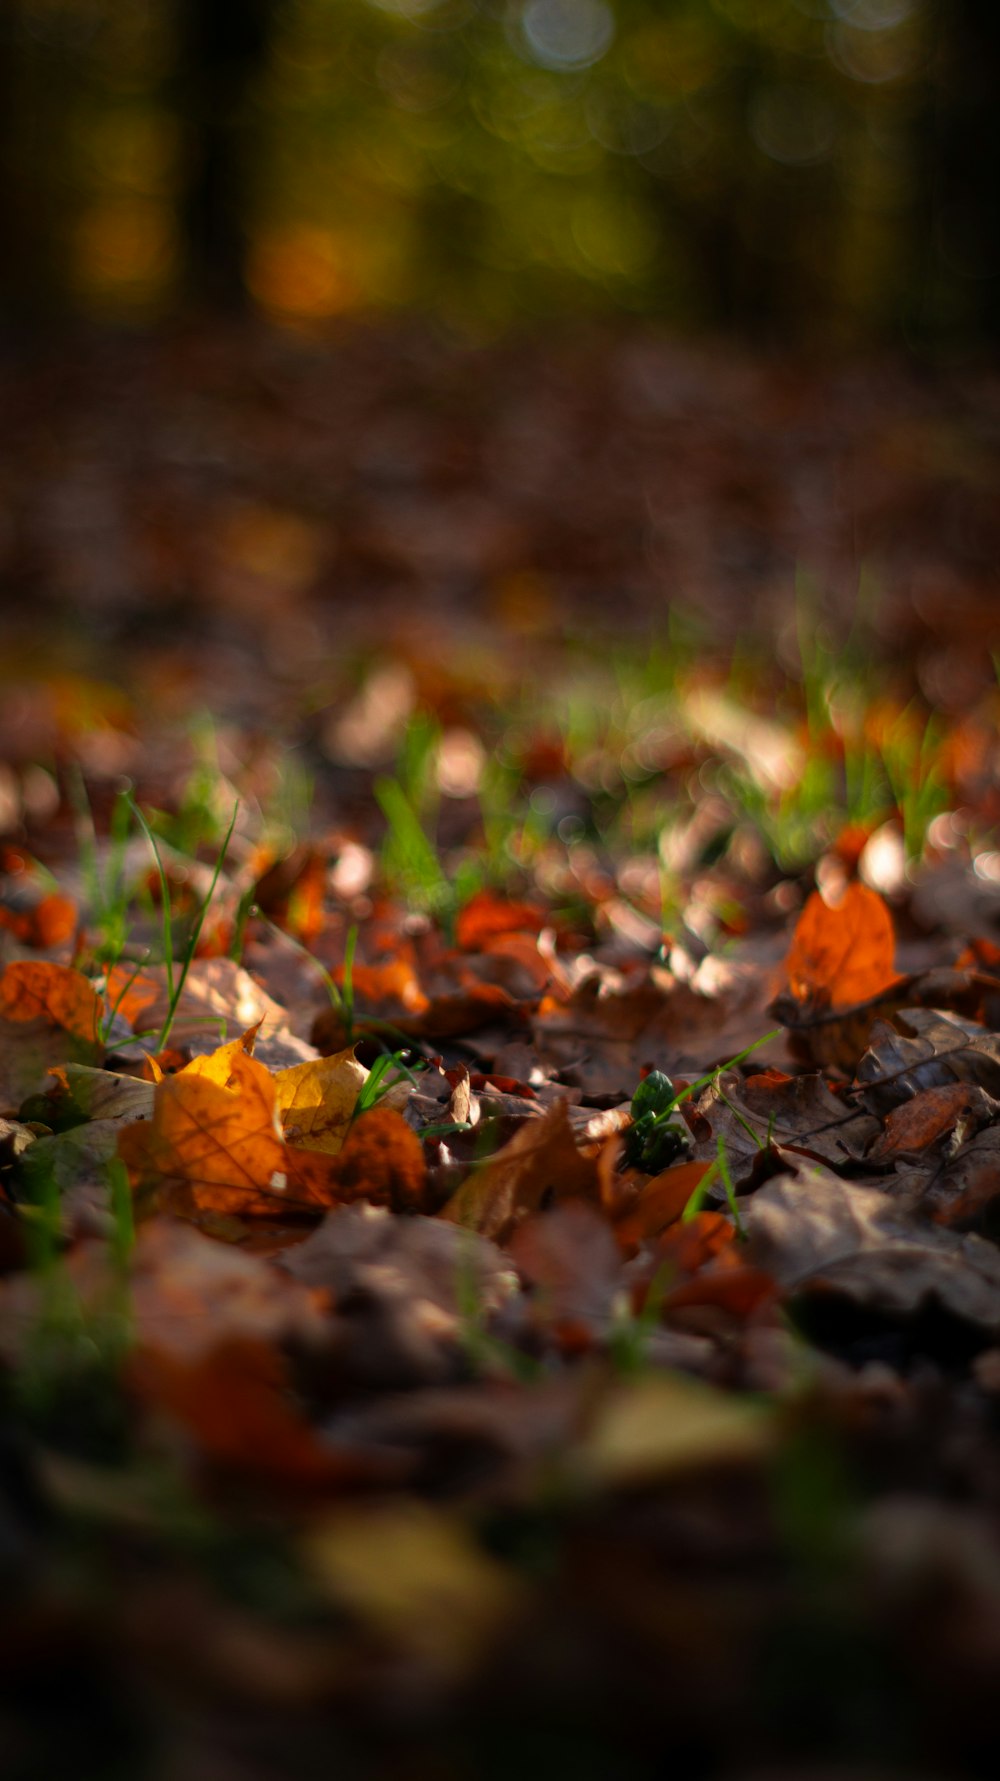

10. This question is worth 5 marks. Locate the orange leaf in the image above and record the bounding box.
[0,960,102,1038]
[119,1045,289,1218]
[784,883,899,1012]
[130,1338,370,1490]
[314,1106,427,1211]
[455,890,546,952]
[613,1160,713,1255]
[0,961,104,1108]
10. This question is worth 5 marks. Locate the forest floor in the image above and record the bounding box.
[2,320,1000,1779]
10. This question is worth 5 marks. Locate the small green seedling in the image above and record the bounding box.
[624,1070,692,1172]
[352,1047,423,1122]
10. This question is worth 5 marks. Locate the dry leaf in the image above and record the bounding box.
[745,1165,1000,1333]
[612,1160,712,1254]
[0,960,104,1108]
[455,890,546,951]
[131,1337,370,1490]
[921,1126,1000,1228]
[272,1047,367,1154]
[302,1503,523,1681]
[440,1099,601,1242]
[580,1373,770,1488]
[867,1082,997,1161]
[783,883,900,1013]
[118,1043,303,1218]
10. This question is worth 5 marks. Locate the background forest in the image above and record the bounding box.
[2,0,999,348]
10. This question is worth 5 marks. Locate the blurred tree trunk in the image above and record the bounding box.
[174,0,276,311]
[0,3,78,326]
[919,0,1000,340]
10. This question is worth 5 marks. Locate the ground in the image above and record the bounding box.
[2,320,1000,1779]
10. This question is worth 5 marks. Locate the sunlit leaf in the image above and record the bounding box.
[784,882,900,1012]
[273,1047,367,1154]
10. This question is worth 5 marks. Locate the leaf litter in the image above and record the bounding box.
[7,335,1000,1774]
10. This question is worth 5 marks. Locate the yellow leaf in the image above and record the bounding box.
[582,1375,770,1488]
[272,1047,367,1154]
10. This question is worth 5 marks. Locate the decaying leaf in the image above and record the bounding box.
[509,1202,622,1342]
[920,1126,1000,1228]
[745,1165,1000,1334]
[612,1159,713,1254]
[690,1067,878,1184]
[302,1502,523,1681]
[531,963,784,1099]
[279,1204,515,1388]
[580,1372,771,1488]
[106,958,293,1054]
[53,1063,156,1124]
[131,1337,371,1490]
[867,1081,998,1162]
[440,1099,602,1242]
[319,1105,427,1211]
[856,1010,1000,1113]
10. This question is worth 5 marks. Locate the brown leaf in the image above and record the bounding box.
[107,958,291,1052]
[532,962,784,1099]
[867,1082,997,1161]
[439,1099,601,1242]
[745,1164,1000,1333]
[856,1010,1000,1114]
[279,1205,514,1389]
[921,1126,1000,1228]
[509,1202,622,1343]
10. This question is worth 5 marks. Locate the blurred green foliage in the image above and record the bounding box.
[0,0,996,345]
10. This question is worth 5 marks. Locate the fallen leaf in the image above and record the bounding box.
[612,1160,712,1254]
[302,1502,523,1681]
[920,1126,1000,1228]
[440,1099,601,1242]
[131,1337,368,1490]
[319,1105,427,1211]
[279,1204,515,1388]
[52,1063,156,1123]
[580,1373,770,1488]
[532,963,783,1098]
[745,1165,1000,1333]
[856,1010,1000,1114]
[509,1202,622,1343]
[455,890,547,951]
[0,960,104,1108]
[783,883,900,1013]
[107,958,290,1051]
[867,1082,997,1161]
[273,1047,367,1154]
[118,1045,299,1218]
